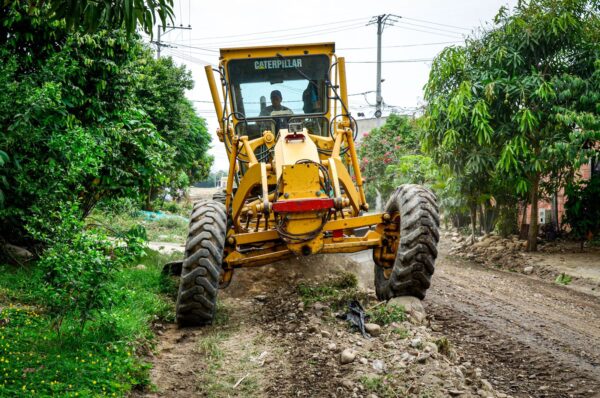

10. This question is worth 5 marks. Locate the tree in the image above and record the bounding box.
[134,56,213,207]
[423,0,600,250]
[358,114,421,206]
[5,0,174,35]
[0,3,212,242]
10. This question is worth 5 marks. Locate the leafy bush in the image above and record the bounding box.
[0,3,212,244]
[358,114,423,206]
[27,205,145,335]
[564,175,600,248]
[0,150,7,207]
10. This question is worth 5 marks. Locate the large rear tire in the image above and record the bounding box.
[176,200,227,326]
[374,184,440,300]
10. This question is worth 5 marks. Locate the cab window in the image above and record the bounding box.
[227,55,329,119]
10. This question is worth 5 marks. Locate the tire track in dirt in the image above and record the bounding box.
[425,243,600,398]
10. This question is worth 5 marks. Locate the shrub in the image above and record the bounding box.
[564,175,600,249]
[28,204,145,336]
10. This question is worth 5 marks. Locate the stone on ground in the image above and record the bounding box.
[388,296,427,325]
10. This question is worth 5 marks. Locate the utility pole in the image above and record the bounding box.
[154,24,192,59]
[368,14,399,125]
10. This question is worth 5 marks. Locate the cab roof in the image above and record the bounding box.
[219,42,335,61]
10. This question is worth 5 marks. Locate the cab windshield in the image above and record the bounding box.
[227,55,329,119]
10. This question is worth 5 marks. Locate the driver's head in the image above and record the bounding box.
[270,90,282,108]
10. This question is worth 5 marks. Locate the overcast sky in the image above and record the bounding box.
[151,0,517,172]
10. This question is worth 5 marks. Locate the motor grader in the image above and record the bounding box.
[175,42,439,326]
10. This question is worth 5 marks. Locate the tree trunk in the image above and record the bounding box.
[145,185,153,211]
[527,174,540,251]
[470,204,477,244]
[519,199,529,240]
[520,200,528,229]
[478,204,485,235]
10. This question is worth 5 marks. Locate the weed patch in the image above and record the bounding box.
[0,248,176,397]
[367,304,406,325]
[555,273,573,285]
[435,337,452,357]
[359,375,397,397]
[297,272,367,310]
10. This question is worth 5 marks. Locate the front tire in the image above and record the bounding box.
[212,189,227,205]
[374,184,440,300]
[176,200,227,326]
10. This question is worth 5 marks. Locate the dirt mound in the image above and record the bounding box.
[225,253,374,298]
[445,231,600,296]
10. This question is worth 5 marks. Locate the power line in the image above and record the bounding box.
[338,41,461,50]
[172,22,367,48]
[162,48,216,66]
[161,41,219,53]
[394,20,466,36]
[346,58,434,64]
[389,24,463,39]
[400,16,470,31]
[166,17,368,43]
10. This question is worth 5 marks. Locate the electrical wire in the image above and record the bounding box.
[345,58,434,64]
[399,16,470,31]
[165,17,368,43]
[161,48,216,66]
[181,22,367,48]
[160,41,219,53]
[338,41,461,50]
[389,24,464,39]
[393,20,467,36]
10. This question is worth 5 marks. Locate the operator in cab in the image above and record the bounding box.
[259,90,292,116]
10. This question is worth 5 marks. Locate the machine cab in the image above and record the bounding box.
[219,43,336,139]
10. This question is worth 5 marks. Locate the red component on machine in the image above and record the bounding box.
[272,198,334,213]
[284,132,306,143]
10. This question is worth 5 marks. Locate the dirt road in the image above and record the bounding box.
[425,243,600,398]
[140,239,600,397]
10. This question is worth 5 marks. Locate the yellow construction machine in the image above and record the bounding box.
[176,43,439,326]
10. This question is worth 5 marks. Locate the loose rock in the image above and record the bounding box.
[364,323,382,337]
[340,349,356,365]
[372,359,386,373]
[388,296,427,325]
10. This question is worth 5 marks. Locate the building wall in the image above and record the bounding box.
[522,162,593,227]
[355,117,387,144]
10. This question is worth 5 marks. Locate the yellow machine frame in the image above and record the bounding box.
[204,42,390,285]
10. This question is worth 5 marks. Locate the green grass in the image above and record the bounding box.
[391,327,409,339]
[88,206,189,243]
[435,337,451,357]
[555,272,573,285]
[297,271,369,310]
[367,304,406,325]
[0,248,178,397]
[359,375,398,398]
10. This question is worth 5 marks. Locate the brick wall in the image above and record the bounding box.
[521,161,592,227]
